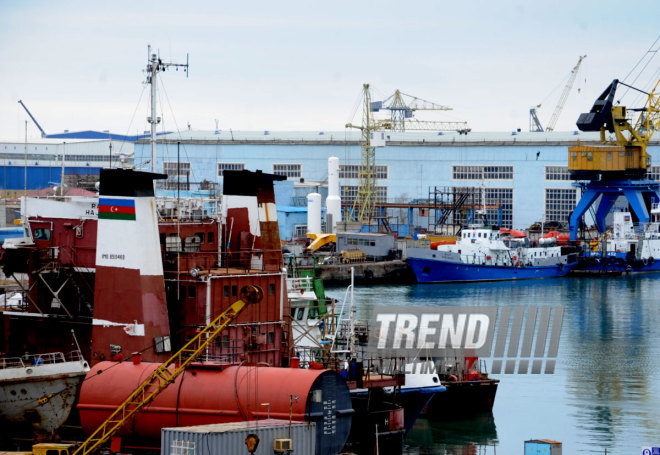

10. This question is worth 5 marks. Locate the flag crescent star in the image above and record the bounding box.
[111,206,118,213]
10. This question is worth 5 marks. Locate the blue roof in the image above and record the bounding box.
[45,130,171,142]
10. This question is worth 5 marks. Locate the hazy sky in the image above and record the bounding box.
[1,1,658,140]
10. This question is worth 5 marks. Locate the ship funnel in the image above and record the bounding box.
[91,169,171,365]
[222,170,286,271]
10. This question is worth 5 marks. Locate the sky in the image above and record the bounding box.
[0,1,659,140]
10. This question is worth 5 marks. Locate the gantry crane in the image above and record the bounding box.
[530,55,587,132]
[372,89,470,133]
[71,285,263,455]
[567,77,660,240]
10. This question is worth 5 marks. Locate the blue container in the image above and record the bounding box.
[524,439,562,455]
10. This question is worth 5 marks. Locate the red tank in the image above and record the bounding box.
[78,361,353,455]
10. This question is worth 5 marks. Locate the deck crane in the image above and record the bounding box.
[372,89,470,133]
[530,55,587,132]
[69,285,263,455]
[567,77,660,240]
[17,100,47,138]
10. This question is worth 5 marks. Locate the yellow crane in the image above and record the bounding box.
[569,77,660,178]
[70,285,263,455]
[345,84,385,223]
[345,85,470,222]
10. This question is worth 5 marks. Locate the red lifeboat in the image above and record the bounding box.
[500,228,527,238]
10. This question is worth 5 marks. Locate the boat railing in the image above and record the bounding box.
[0,350,86,369]
[287,276,315,294]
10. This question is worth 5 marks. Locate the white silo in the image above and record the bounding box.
[326,157,342,233]
[307,192,322,234]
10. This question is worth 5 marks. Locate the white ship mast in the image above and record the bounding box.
[144,45,189,173]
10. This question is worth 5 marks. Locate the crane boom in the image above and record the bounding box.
[546,55,587,131]
[374,89,467,132]
[71,285,263,455]
[399,118,471,133]
[17,100,47,138]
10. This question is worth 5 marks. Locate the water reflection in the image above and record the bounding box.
[405,413,498,455]
[328,276,660,453]
[563,276,660,452]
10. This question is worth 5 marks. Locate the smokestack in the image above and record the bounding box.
[91,169,171,365]
[222,170,286,271]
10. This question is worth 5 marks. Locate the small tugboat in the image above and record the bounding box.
[406,224,578,283]
[0,350,89,435]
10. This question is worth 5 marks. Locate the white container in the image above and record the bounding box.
[307,192,322,233]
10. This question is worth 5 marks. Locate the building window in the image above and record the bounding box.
[453,165,483,180]
[452,187,513,228]
[647,166,660,181]
[217,162,245,177]
[340,186,388,205]
[453,165,513,180]
[545,188,578,224]
[545,166,571,181]
[483,166,513,180]
[339,164,388,179]
[162,161,191,190]
[294,225,308,238]
[273,163,302,178]
[171,441,195,455]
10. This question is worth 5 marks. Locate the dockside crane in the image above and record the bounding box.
[567,77,660,240]
[372,89,470,133]
[17,100,47,138]
[530,55,587,132]
[345,84,385,223]
[70,285,263,455]
[345,85,471,223]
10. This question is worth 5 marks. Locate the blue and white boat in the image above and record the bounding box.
[406,225,578,283]
[577,207,660,273]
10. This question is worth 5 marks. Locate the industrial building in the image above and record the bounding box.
[3,130,659,240]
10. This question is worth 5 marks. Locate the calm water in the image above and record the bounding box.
[327,275,660,454]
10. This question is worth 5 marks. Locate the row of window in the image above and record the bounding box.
[452,166,514,180]
[338,164,388,179]
[440,186,578,228]
[0,152,130,163]
[166,162,594,185]
[182,162,393,180]
[339,185,388,205]
[347,238,377,247]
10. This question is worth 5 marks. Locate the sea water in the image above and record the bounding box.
[327,275,660,454]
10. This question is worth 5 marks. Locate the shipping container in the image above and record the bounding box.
[161,420,316,455]
[524,438,562,455]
